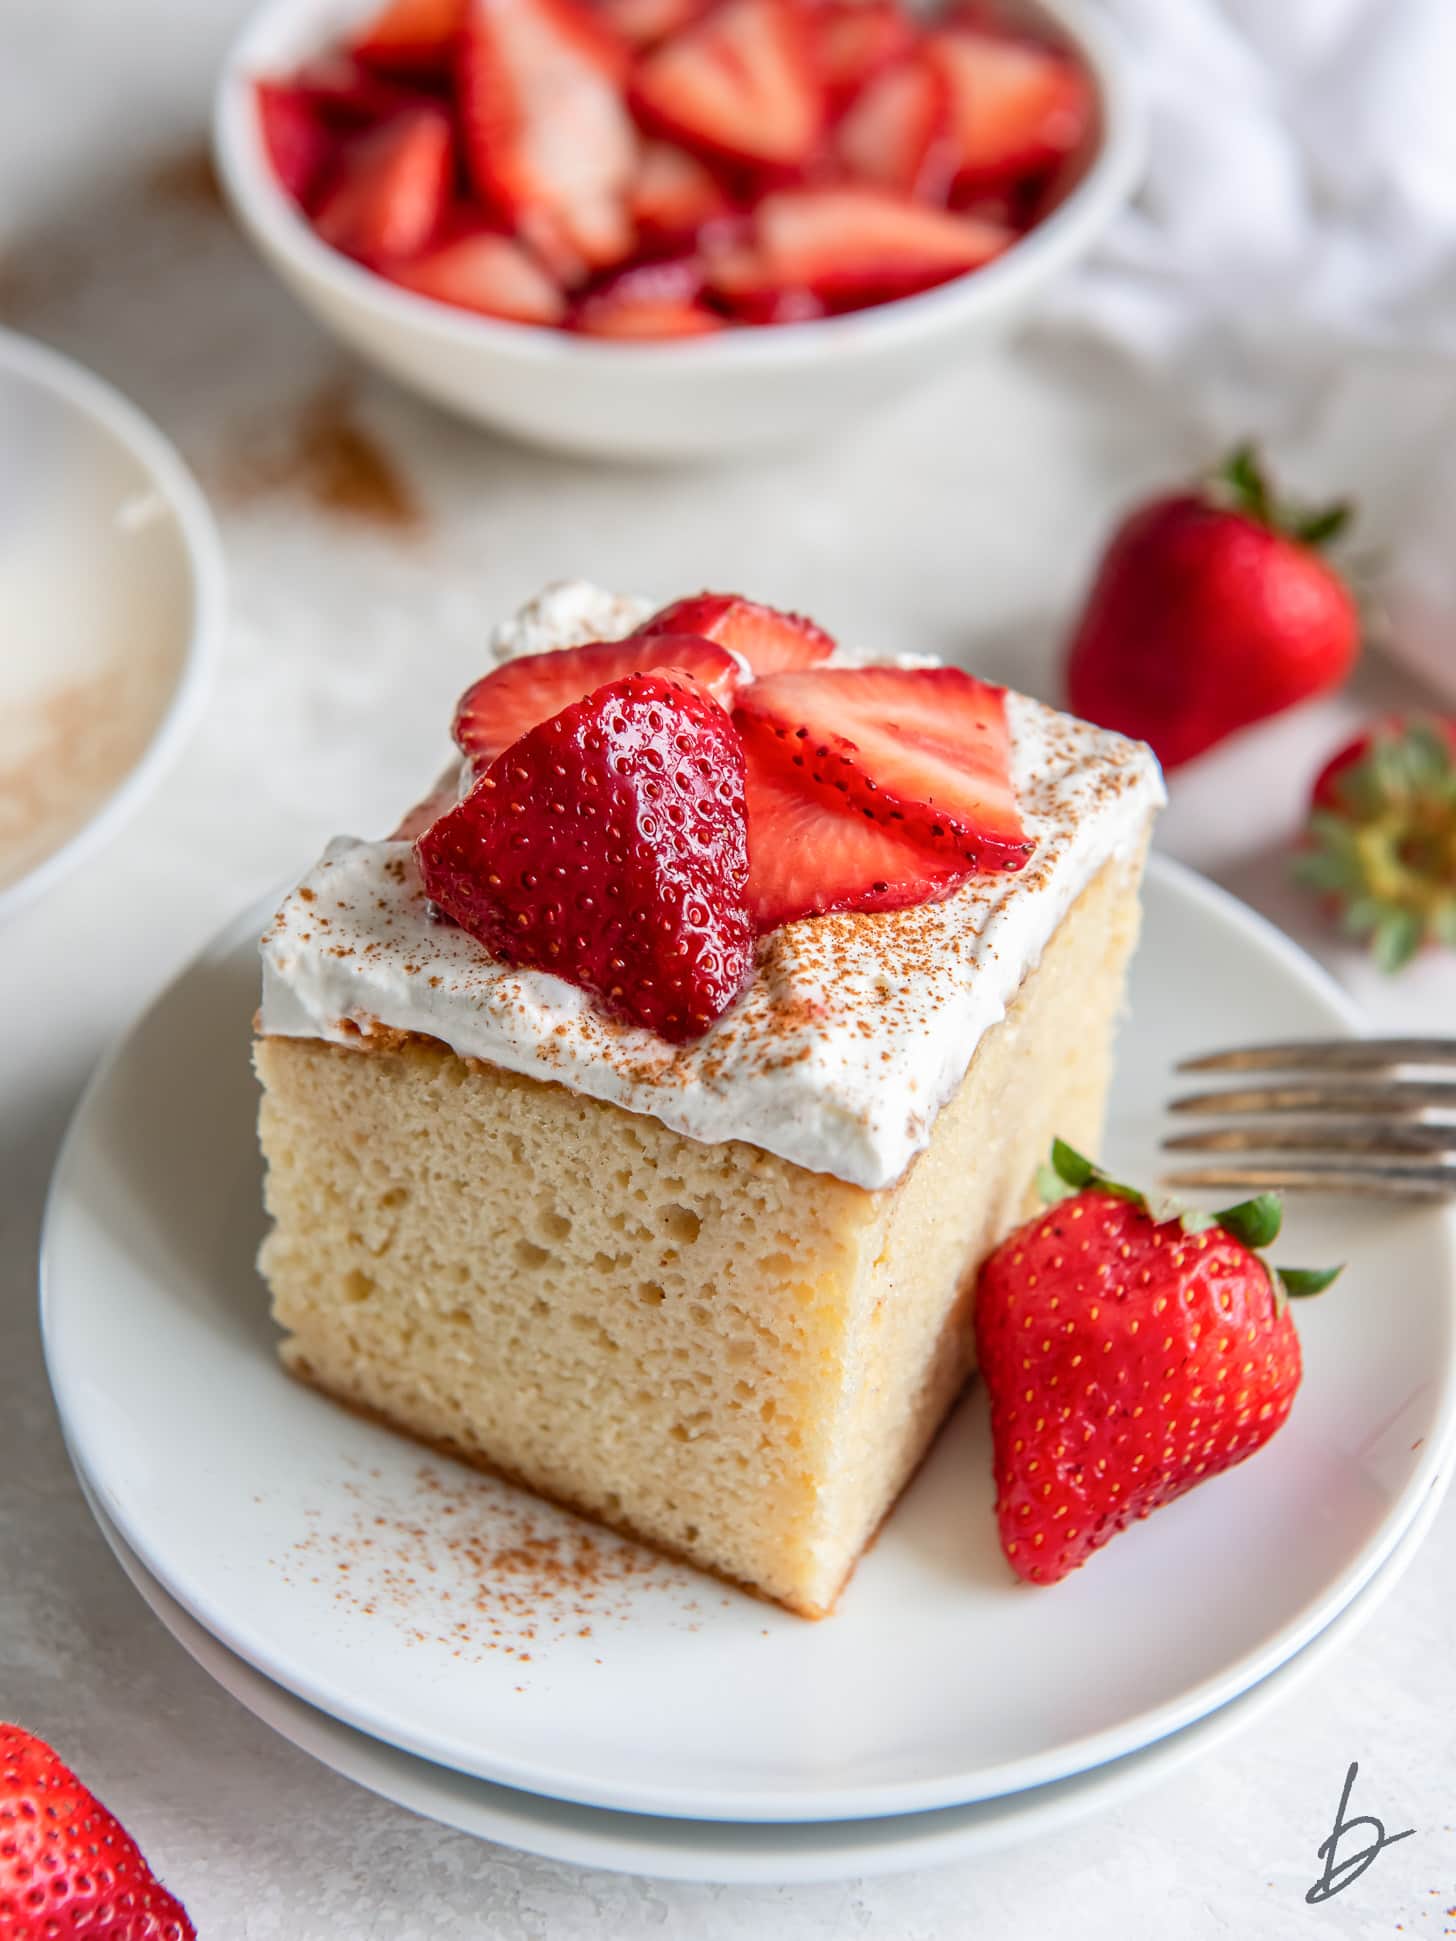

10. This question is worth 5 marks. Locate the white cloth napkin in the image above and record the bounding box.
[1043,0,1456,703]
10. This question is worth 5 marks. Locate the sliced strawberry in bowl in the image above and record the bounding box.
[454,632,741,771]
[314,106,455,266]
[835,53,956,201]
[628,140,736,250]
[351,0,466,76]
[255,82,337,207]
[290,50,435,126]
[388,222,567,322]
[737,662,1031,868]
[631,0,825,173]
[706,186,1012,315]
[926,25,1094,195]
[807,0,915,113]
[420,670,754,1040]
[572,256,727,337]
[740,723,971,931]
[594,0,710,49]
[634,592,834,674]
[458,0,639,284]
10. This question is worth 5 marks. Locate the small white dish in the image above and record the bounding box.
[0,330,224,922]
[40,856,1456,1823]
[75,1465,1450,1884]
[212,0,1142,460]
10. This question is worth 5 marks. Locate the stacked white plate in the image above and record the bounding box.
[41,857,1456,1883]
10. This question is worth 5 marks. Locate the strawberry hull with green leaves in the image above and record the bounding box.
[1295,714,1456,972]
[974,1141,1339,1586]
[254,0,1094,335]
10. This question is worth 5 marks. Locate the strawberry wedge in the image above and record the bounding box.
[926,26,1093,193]
[255,83,335,207]
[352,0,466,74]
[389,224,566,321]
[454,633,741,771]
[737,663,1031,868]
[835,54,955,201]
[315,107,455,265]
[808,0,915,112]
[740,726,970,930]
[631,0,824,171]
[458,0,639,282]
[572,258,727,337]
[628,141,735,249]
[707,186,1011,315]
[634,593,834,674]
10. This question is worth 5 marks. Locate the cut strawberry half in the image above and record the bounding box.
[706,185,1011,314]
[256,82,335,207]
[835,54,956,201]
[458,0,639,284]
[291,50,432,125]
[419,670,753,1040]
[737,663,1031,867]
[572,257,727,336]
[634,592,835,675]
[388,224,566,321]
[453,632,741,771]
[740,724,970,930]
[807,0,915,112]
[314,107,454,265]
[631,0,825,172]
[351,0,466,75]
[926,26,1093,193]
[628,140,735,249]
[594,0,709,48]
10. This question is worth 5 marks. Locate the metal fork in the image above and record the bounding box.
[1162,1038,1456,1201]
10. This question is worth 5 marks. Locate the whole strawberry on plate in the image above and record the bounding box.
[0,1722,194,1940]
[975,1140,1340,1586]
[1065,445,1361,770]
[1294,714,1456,971]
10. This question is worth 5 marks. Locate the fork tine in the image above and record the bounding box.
[1169,1082,1456,1119]
[1163,1121,1456,1155]
[1178,1038,1456,1074]
[1162,1157,1456,1200]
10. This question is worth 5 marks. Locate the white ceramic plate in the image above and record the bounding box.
[74,1465,1450,1885]
[41,858,1456,1823]
[0,330,224,920]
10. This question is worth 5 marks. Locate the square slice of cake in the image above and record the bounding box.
[255,583,1164,1617]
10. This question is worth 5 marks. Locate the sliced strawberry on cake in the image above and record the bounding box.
[633,593,835,674]
[458,0,639,282]
[571,256,727,336]
[630,0,825,173]
[706,186,1011,316]
[388,221,567,321]
[453,632,741,771]
[314,106,455,265]
[926,24,1093,195]
[737,662,1031,868]
[419,670,754,1039]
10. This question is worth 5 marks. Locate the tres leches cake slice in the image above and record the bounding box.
[255,583,1164,1617]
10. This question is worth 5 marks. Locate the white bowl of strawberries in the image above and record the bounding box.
[214,0,1140,459]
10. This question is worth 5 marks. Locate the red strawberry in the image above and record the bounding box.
[631,0,825,172]
[975,1144,1339,1586]
[351,0,465,74]
[315,107,454,265]
[627,141,735,249]
[1065,446,1361,770]
[633,592,835,674]
[291,51,432,126]
[1295,715,1456,971]
[926,25,1093,194]
[593,0,709,48]
[458,0,638,284]
[807,0,915,112]
[418,671,753,1039]
[736,662,1031,868]
[572,256,727,336]
[835,55,956,202]
[0,1722,195,1940]
[453,633,740,771]
[388,224,566,321]
[741,722,970,929]
[255,82,335,206]
[706,186,1010,315]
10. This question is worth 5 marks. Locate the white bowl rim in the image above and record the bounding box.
[213,0,1143,371]
[0,329,226,925]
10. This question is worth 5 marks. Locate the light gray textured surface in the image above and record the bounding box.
[3,3,1455,1934]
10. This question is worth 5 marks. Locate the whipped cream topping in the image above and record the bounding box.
[259,583,1165,1189]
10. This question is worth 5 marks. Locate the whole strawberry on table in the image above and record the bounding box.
[975,1140,1340,1586]
[1066,445,1361,770]
[0,1722,194,1940]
